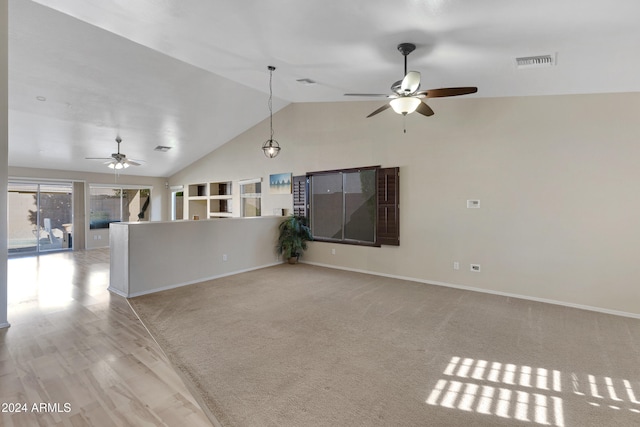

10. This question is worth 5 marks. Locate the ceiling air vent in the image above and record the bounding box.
[154,145,172,152]
[515,54,556,69]
[296,78,317,86]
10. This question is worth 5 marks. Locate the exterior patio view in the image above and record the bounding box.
[8,182,72,255]
[7,184,151,255]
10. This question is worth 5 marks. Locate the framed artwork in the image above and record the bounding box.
[269,173,292,194]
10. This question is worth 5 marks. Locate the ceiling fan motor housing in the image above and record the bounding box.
[397,43,416,56]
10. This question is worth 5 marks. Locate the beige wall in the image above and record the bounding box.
[170,93,640,317]
[9,166,168,249]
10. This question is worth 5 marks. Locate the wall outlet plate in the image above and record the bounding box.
[467,200,480,208]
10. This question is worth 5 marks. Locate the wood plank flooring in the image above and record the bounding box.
[0,249,213,427]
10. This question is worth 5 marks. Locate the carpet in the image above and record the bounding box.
[129,264,640,426]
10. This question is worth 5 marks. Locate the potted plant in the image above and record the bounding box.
[277,215,313,264]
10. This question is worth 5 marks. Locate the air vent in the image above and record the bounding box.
[296,78,317,86]
[515,54,556,69]
[154,145,172,152]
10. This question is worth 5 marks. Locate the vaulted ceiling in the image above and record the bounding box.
[8,0,640,177]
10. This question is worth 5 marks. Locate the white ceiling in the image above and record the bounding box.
[8,0,640,177]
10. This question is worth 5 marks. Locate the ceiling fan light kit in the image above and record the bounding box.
[108,161,129,170]
[344,42,478,121]
[390,97,421,115]
[86,136,143,170]
[262,65,281,159]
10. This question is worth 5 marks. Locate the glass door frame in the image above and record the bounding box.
[8,181,74,256]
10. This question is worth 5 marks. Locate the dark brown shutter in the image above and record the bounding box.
[292,175,308,218]
[376,167,399,246]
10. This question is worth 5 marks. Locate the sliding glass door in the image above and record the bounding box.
[8,182,73,255]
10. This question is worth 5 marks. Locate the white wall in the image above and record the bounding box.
[109,217,281,297]
[9,166,168,249]
[1,0,9,329]
[170,93,640,317]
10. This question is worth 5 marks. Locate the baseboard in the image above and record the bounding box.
[0,322,10,329]
[124,262,283,298]
[107,287,128,298]
[301,261,640,320]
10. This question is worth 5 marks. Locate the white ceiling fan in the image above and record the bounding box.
[345,43,478,117]
[86,136,143,170]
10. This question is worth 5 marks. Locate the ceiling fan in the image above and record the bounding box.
[345,43,477,118]
[86,136,143,170]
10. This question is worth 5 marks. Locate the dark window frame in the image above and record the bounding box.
[294,165,399,247]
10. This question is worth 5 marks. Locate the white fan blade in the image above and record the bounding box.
[125,159,142,166]
[344,93,390,97]
[400,71,421,94]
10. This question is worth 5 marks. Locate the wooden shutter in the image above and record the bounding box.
[292,175,308,218]
[376,167,399,246]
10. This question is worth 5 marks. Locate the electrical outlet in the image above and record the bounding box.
[98,235,102,240]
[331,248,336,255]
[470,264,481,272]
[453,261,459,270]
[222,254,228,262]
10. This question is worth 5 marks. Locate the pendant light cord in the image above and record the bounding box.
[268,65,275,140]
[261,65,280,158]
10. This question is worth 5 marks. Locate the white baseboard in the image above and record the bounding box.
[107,287,128,298]
[301,261,640,320]
[123,262,283,298]
[0,322,10,329]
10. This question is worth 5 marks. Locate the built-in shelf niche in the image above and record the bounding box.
[209,181,232,218]
[210,182,231,196]
[188,184,207,198]
[186,181,233,219]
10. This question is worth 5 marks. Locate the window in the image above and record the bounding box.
[299,166,399,246]
[240,178,262,217]
[170,186,184,221]
[89,185,151,229]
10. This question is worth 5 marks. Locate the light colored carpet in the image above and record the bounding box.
[129,264,640,426]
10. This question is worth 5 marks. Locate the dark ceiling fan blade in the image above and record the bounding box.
[366,103,392,118]
[416,102,434,117]
[344,93,390,97]
[420,87,478,98]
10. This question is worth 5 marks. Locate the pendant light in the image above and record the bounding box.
[262,65,281,158]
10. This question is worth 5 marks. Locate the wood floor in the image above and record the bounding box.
[0,249,213,427]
